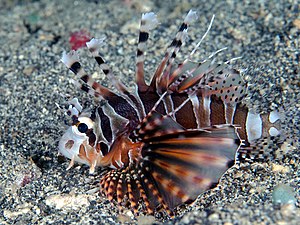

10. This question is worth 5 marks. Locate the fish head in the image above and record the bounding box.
[58,116,101,173]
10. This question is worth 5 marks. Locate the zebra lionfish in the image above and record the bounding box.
[58,10,282,216]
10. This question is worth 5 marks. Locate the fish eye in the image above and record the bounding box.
[77,123,88,133]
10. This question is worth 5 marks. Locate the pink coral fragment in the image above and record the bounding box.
[69,29,91,50]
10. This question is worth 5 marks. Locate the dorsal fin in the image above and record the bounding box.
[167,59,247,105]
[135,12,159,91]
[86,38,146,121]
[150,10,198,93]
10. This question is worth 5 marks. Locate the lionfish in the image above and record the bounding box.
[58,10,282,216]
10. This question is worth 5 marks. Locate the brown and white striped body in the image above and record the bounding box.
[58,10,283,216]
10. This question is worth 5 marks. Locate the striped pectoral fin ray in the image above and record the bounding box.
[135,12,158,91]
[99,164,166,215]
[61,50,117,100]
[99,125,240,215]
[141,125,240,209]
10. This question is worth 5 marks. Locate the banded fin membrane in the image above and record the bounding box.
[141,124,240,209]
[99,107,240,216]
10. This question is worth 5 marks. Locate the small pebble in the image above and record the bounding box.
[45,194,90,210]
[271,164,290,173]
[137,215,156,225]
[272,184,296,205]
[293,19,300,29]
[23,66,35,76]
[117,214,132,223]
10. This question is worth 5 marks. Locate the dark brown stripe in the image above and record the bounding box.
[137,49,143,56]
[97,107,113,142]
[210,96,226,125]
[170,39,179,47]
[99,141,109,156]
[106,95,139,125]
[139,32,149,42]
[80,84,90,93]
[103,69,109,75]
[86,129,96,147]
[81,74,89,83]
[171,94,197,129]
[95,56,105,65]
[70,62,81,74]
[233,104,248,144]
[177,40,182,47]
[179,23,188,31]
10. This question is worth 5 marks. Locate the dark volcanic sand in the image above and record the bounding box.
[0,0,299,224]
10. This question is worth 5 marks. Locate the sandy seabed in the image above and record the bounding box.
[0,0,299,224]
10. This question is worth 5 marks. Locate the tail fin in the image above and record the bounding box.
[238,104,298,163]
